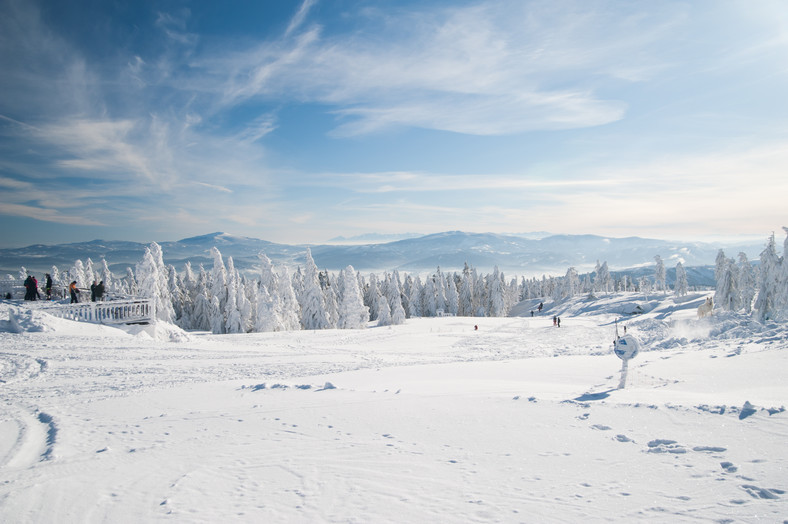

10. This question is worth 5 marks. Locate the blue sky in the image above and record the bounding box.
[1,0,787,247]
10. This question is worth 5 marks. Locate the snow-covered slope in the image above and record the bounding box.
[1,293,786,522]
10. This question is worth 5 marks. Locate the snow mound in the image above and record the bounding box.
[120,321,191,342]
[0,303,129,336]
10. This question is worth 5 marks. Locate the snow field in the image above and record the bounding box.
[1,294,787,522]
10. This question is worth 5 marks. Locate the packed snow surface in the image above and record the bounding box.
[1,292,786,522]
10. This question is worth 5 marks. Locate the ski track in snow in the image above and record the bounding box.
[1,295,787,522]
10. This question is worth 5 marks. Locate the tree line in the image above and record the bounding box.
[13,228,788,331]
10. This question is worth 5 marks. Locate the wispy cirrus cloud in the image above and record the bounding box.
[210,0,684,136]
[0,202,104,226]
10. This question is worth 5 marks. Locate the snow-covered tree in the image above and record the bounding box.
[674,262,688,297]
[255,254,284,332]
[777,227,788,314]
[754,234,780,321]
[136,250,158,309]
[324,283,339,328]
[716,257,740,311]
[445,275,459,316]
[255,285,280,332]
[737,253,756,314]
[654,255,667,294]
[149,243,175,323]
[100,259,114,294]
[278,267,302,331]
[192,291,213,331]
[408,276,422,318]
[210,296,224,334]
[488,267,506,317]
[638,276,652,299]
[364,273,381,321]
[300,249,331,330]
[337,265,369,329]
[423,275,438,317]
[376,294,392,326]
[71,260,88,288]
[559,267,580,300]
[459,270,474,316]
[390,294,406,325]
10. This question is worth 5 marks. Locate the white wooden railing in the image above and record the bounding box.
[0,279,24,299]
[40,299,156,325]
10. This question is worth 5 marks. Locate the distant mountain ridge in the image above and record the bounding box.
[0,231,763,278]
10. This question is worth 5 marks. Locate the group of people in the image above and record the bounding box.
[23,274,53,300]
[19,274,106,303]
[68,280,105,303]
[526,303,561,327]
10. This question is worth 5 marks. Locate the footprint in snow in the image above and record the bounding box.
[693,446,727,453]
[646,439,687,454]
[741,485,785,499]
[720,461,738,473]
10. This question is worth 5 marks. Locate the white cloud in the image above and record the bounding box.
[0,202,104,226]
[210,0,682,136]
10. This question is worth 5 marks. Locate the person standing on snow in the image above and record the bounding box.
[45,274,53,300]
[69,281,80,303]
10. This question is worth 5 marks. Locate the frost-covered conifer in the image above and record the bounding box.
[435,268,447,314]
[237,277,253,332]
[445,275,459,316]
[224,257,243,334]
[124,267,137,296]
[210,296,224,334]
[560,267,580,300]
[255,254,284,332]
[192,291,212,331]
[85,258,96,286]
[754,234,780,321]
[100,259,113,294]
[423,276,438,317]
[255,285,281,332]
[777,227,788,313]
[716,257,740,311]
[400,273,413,318]
[210,247,227,311]
[167,265,186,325]
[638,276,652,298]
[391,294,406,324]
[654,255,666,294]
[337,265,369,329]
[278,267,302,331]
[135,248,159,313]
[459,271,474,316]
[737,253,755,314]
[714,250,727,290]
[376,294,392,326]
[300,249,331,330]
[365,273,380,320]
[71,260,88,288]
[324,283,339,328]
[408,276,423,318]
[150,243,175,323]
[674,262,688,297]
[488,267,506,317]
